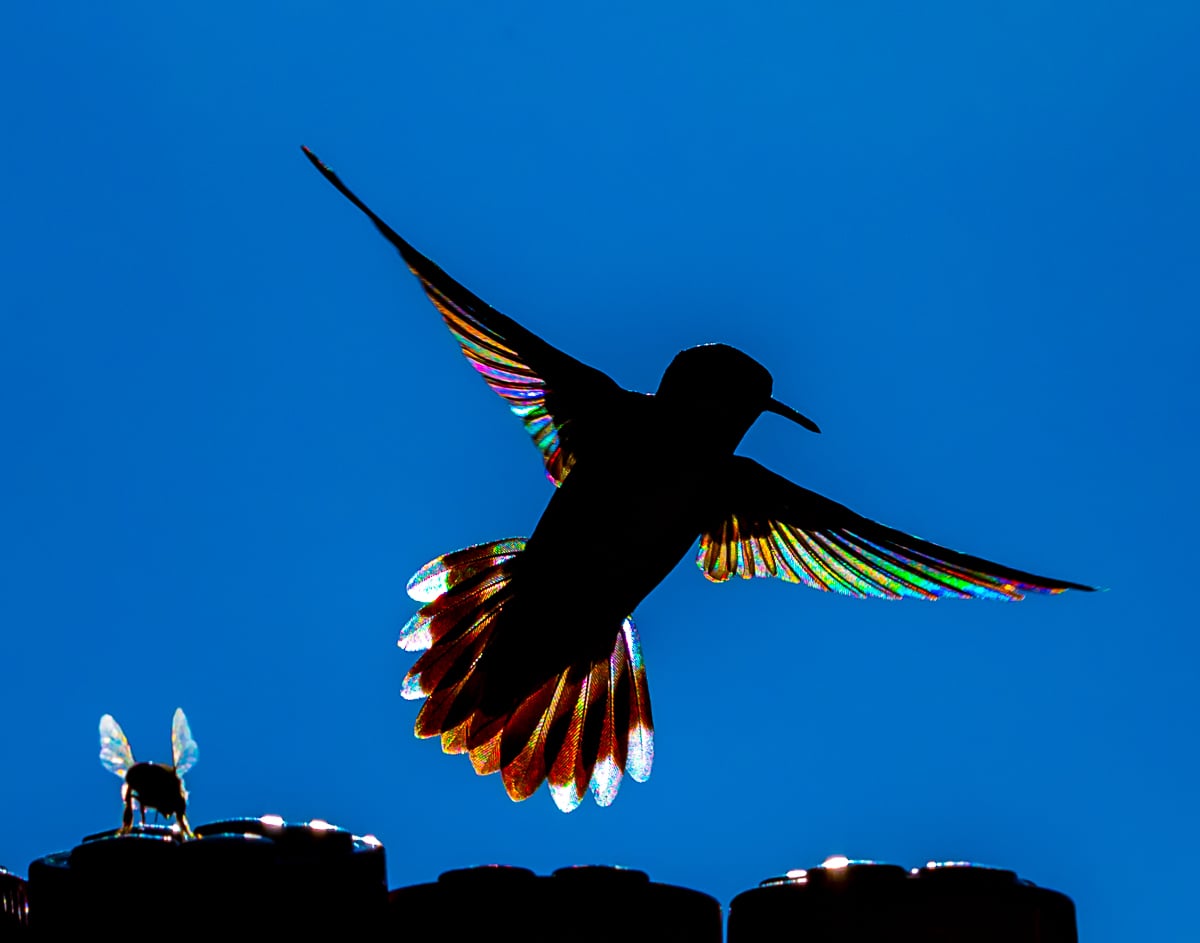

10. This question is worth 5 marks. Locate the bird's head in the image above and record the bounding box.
[656,344,820,449]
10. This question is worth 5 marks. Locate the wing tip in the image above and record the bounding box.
[1018,575,1100,595]
[300,144,329,174]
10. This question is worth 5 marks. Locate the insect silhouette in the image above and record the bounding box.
[99,708,198,837]
[303,147,1095,812]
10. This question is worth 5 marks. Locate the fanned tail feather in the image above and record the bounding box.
[401,539,654,811]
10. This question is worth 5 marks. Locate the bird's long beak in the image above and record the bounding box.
[765,398,821,434]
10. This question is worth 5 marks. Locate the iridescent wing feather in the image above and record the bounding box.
[99,714,135,777]
[171,708,199,777]
[303,147,631,486]
[698,458,1095,600]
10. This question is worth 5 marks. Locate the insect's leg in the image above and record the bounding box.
[177,810,194,839]
[121,790,134,833]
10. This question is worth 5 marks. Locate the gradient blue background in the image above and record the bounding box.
[3,3,1197,939]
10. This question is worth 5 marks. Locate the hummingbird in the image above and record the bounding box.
[303,147,1094,813]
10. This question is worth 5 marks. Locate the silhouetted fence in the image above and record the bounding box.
[12,819,1076,940]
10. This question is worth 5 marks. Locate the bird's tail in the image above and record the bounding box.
[399,538,654,812]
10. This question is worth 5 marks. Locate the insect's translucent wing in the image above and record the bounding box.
[171,708,199,777]
[99,714,135,777]
[303,147,630,486]
[698,457,1096,600]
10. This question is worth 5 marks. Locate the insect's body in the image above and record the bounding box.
[304,148,1096,812]
[122,762,189,831]
[99,709,197,837]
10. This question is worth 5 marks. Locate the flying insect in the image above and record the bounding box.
[98,708,198,837]
[304,148,1095,813]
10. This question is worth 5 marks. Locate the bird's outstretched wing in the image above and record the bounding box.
[303,147,628,486]
[697,457,1095,600]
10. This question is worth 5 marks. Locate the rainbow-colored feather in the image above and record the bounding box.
[400,539,654,811]
[413,279,570,485]
[300,146,585,487]
[699,517,1073,600]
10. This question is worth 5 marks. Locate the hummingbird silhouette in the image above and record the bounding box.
[303,147,1094,813]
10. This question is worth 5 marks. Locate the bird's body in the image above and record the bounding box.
[469,404,716,715]
[304,148,1095,812]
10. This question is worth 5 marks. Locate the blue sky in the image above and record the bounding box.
[2,2,1197,938]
